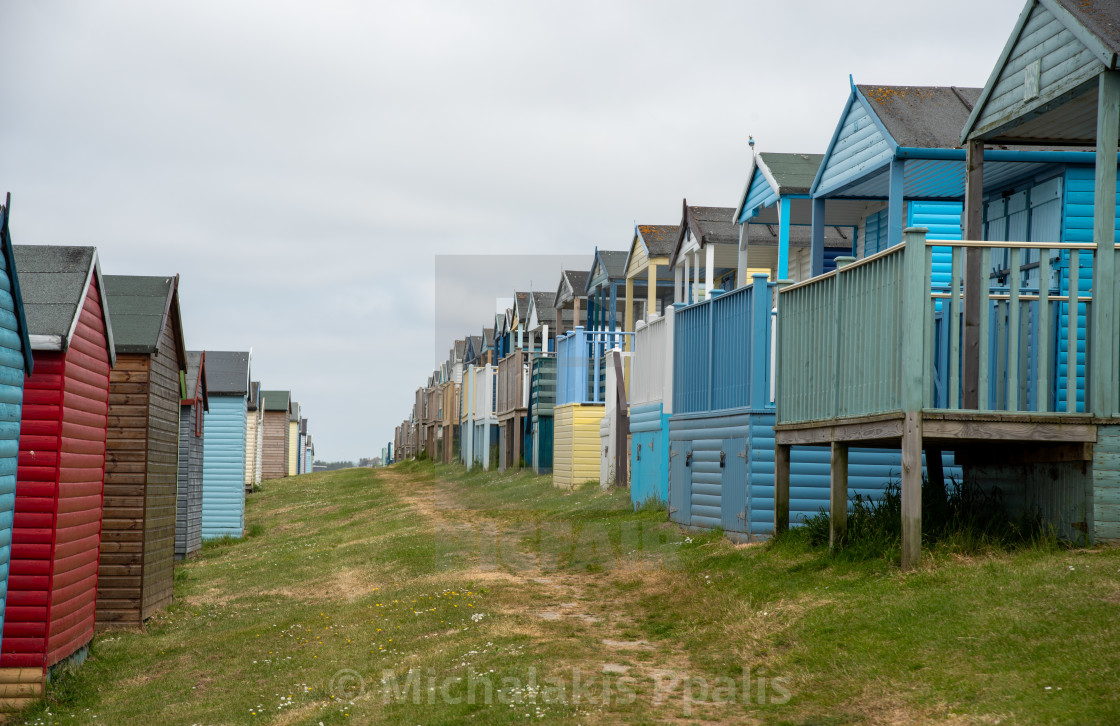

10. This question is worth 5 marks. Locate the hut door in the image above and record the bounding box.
[668,440,690,525]
[721,438,749,535]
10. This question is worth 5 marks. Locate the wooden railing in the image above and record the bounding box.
[496,350,528,415]
[776,228,1117,425]
[556,328,634,405]
[470,364,497,420]
[673,275,776,414]
[631,310,673,408]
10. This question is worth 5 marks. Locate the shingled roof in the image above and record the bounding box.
[857,85,981,149]
[637,225,679,258]
[204,350,250,395]
[530,291,557,326]
[758,152,824,195]
[669,205,738,267]
[103,275,187,370]
[514,292,531,321]
[13,245,115,364]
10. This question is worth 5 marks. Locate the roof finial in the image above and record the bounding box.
[748,135,755,149]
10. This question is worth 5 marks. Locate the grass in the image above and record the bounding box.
[15,462,1120,725]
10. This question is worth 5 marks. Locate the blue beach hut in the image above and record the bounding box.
[199,351,250,539]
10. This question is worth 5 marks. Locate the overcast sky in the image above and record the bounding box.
[2,0,1026,461]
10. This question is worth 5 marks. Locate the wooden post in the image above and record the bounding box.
[1091,70,1120,417]
[513,414,522,470]
[737,224,750,289]
[774,444,791,535]
[830,442,848,550]
[704,242,715,301]
[901,411,922,570]
[963,138,985,408]
[674,263,683,304]
[901,227,927,570]
[573,297,581,332]
[692,251,700,304]
[810,197,826,278]
[684,254,691,304]
[749,275,770,409]
[647,261,658,320]
[887,158,905,249]
[624,276,635,348]
[777,198,791,280]
[613,350,629,488]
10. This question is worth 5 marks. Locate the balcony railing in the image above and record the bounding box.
[631,311,672,408]
[673,276,776,415]
[496,350,529,415]
[776,228,1116,425]
[556,327,633,405]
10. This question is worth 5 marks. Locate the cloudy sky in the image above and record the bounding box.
[2,0,1026,461]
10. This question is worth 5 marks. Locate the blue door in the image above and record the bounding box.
[721,437,749,534]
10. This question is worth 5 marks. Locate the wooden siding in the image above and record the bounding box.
[4,282,110,670]
[244,407,261,491]
[815,94,893,198]
[625,239,649,280]
[175,402,202,559]
[1094,424,1120,542]
[287,421,298,476]
[260,411,288,480]
[200,395,246,539]
[0,248,27,657]
[552,403,601,489]
[97,316,179,626]
[970,2,1102,142]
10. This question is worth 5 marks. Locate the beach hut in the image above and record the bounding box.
[668,204,740,303]
[0,202,34,694]
[623,224,678,505]
[526,292,557,474]
[2,245,114,702]
[199,351,250,539]
[260,390,290,480]
[244,381,263,492]
[96,275,187,628]
[553,270,588,337]
[176,351,207,560]
[287,400,300,476]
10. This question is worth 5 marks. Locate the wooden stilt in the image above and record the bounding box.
[830,441,848,550]
[963,139,984,408]
[775,444,791,535]
[901,412,923,570]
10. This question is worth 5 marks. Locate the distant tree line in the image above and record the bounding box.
[313,460,354,471]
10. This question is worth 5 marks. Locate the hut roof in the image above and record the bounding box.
[261,389,290,411]
[13,245,116,364]
[103,274,187,367]
[857,85,981,149]
[184,350,209,410]
[205,350,250,395]
[637,225,679,257]
[248,380,261,411]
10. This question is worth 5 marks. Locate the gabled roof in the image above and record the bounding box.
[247,380,261,411]
[962,0,1120,144]
[555,269,589,307]
[0,199,35,375]
[103,274,188,370]
[585,249,629,294]
[482,327,494,347]
[14,245,116,366]
[859,85,980,149]
[289,401,300,422]
[668,203,738,267]
[300,418,307,435]
[563,269,589,293]
[514,292,531,321]
[205,350,250,395]
[183,350,209,410]
[261,389,289,412]
[530,291,557,327]
[636,224,678,258]
[454,339,466,358]
[735,151,825,223]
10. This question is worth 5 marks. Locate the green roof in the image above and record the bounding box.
[759,152,824,195]
[261,389,290,411]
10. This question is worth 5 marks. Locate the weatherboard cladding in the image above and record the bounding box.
[200,394,246,539]
[260,390,290,480]
[630,402,669,507]
[4,274,111,670]
[97,278,185,627]
[176,351,206,560]
[0,206,33,662]
[966,0,1117,143]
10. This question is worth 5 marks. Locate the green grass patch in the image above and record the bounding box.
[13,462,1120,725]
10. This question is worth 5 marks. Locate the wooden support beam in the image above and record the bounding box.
[777,199,791,279]
[887,158,905,249]
[810,197,826,277]
[774,444,791,536]
[647,261,658,320]
[901,411,923,571]
[613,350,629,488]
[963,138,985,408]
[830,442,848,550]
[1091,70,1120,416]
[624,277,634,348]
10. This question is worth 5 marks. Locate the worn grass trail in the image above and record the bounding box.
[15,462,1120,725]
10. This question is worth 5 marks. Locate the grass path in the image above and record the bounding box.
[15,462,1120,725]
